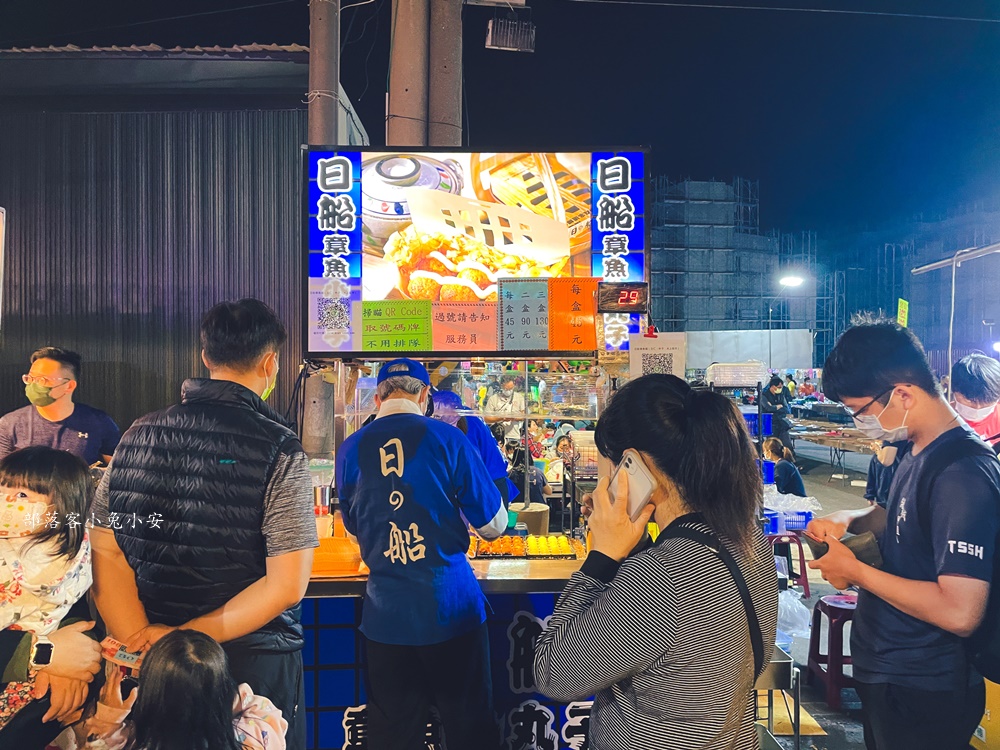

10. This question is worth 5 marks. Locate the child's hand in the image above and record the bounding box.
[100,667,138,711]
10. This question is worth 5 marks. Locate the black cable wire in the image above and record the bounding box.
[357,0,385,101]
[561,0,1000,24]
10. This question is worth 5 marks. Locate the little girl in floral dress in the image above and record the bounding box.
[0,446,94,727]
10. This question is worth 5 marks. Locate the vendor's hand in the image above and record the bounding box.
[580,492,594,519]
[36,672,90,724]
[125,624,177,653]
[807,534,859,591]
[100,666,138,712]
[44,621,101,682]
[588,472,655,563]
[805,516,848,545]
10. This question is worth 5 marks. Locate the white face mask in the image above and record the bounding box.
[955,401,997,424]
[853,392,909,442]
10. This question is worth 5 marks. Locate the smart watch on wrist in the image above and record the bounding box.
[29,636,54,669]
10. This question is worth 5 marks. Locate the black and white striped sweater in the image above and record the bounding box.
[534,514,779,750]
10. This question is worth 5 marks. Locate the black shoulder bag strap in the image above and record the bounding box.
[916,435,999,541]
[661,526,766,678]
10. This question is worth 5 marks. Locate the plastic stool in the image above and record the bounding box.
[768,532,810,599]
[807,594,858,711]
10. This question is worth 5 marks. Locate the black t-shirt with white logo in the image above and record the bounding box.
[852,426,1000,690]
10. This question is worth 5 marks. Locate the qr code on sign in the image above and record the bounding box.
[318,297,350,331]
[641,352,674,376]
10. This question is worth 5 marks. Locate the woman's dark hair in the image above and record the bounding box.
[31,346,83,381]
[785,374,795,382]
[768,376,784,389]
[952,354,1000,405]
[0,447,91,558]
[823,317,939,402]
[124,631,243,750]
[764,437,794,463]
[200,298,286,373]
[595,374,761,551]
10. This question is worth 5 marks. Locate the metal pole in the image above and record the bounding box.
[428,0,463,146]
[308,0,341,145]
[387,0,430,146]
[768,304,773,370]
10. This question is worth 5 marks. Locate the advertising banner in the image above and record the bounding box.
[304,150,646,356]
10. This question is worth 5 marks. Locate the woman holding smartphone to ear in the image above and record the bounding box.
[534,374,779,750]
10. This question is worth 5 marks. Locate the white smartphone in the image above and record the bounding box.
[609,449,657,521]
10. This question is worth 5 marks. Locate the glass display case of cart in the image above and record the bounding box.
[338,359,601,533]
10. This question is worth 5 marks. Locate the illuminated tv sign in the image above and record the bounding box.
[304,149,646,357]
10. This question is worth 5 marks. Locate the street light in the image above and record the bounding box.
[993,341,1000,356]
[768,275,805,369]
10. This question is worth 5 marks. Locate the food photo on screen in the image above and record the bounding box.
[359,152,592,301]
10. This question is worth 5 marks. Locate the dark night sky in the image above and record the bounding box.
[4,0,1000,232]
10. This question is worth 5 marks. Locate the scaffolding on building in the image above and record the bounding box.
[650,177,828,365]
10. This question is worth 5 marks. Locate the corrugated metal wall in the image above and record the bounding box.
[0,109,308,431]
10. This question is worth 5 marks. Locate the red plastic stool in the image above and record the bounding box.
[807,593,858,711]
[768,532,810,599]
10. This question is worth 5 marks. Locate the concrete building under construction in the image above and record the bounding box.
[649,176,838,366]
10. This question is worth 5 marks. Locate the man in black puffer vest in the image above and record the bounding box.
[90,299,317,750]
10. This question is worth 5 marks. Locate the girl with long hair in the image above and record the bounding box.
[67,630,286,750]
[0,447,94,730]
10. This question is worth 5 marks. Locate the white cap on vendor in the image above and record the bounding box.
[377,358,430,386]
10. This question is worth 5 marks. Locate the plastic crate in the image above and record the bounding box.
[762,510,783,535]
[755,459,776,485]
[782,510,814,531]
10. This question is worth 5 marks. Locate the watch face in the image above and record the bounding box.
[32,642,54,666]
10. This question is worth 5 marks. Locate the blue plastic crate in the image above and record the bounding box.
[761,413,773,436]
[762,510,782,535]
[755,459,776,484]
[782,510,814,531]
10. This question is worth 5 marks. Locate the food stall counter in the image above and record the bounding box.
[307,556,583,598]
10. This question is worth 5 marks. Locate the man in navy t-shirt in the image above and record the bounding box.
[336,359,507,750]
[808,320,1000,750]
[0,347,120,465]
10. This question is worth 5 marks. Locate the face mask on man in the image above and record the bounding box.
[853,391,909,442]
[25,382,59,408]
[955,401,997,424]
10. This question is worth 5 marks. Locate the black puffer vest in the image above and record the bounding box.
[108,379,304,653]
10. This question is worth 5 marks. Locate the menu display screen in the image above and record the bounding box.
[304,149,646,356]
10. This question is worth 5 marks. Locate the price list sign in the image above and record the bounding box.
[549,278,599,351]
[360,301,432,352]
[498,279,549,351]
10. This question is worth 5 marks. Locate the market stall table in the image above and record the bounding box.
[792,419,875,482]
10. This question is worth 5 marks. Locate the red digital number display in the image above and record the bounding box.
[598,282,648,313]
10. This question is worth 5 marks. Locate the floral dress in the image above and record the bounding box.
[0,533,93,727]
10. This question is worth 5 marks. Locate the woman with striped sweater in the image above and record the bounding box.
[534,374,779,750]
